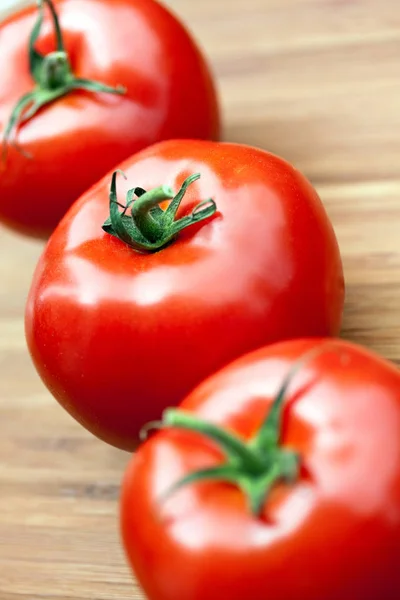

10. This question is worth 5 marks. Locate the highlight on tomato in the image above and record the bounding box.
[121,338,400,600]
[0,0,219,237]
[25,139,344,451]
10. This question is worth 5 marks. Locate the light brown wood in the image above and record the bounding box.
[1,0,400,598]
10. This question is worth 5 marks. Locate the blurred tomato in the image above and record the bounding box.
[0,0,219,237]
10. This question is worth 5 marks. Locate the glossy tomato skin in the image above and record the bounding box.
[25,139,344,450]
[0,0,219,238]
[121,338,400,600]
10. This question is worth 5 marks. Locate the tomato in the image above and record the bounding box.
[120,338,400,600]
[25,139,344,450]
[0,0,219,238]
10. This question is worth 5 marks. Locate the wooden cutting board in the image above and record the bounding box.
[1,0,399,598]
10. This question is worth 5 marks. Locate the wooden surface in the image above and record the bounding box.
[1,0,400,598]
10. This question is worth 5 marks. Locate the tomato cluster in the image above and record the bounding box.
[2,1,399,599]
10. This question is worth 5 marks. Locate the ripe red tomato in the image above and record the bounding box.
[25,139,344,450]
[121,338,400,600]
[0,0,219,237]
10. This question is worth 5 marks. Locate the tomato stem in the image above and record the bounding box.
[2,0,126,161]
[151,349,325,517]
[131,185,175,244]
[102,171,217,252]
[39,52,71,90]
[163,409,265,473]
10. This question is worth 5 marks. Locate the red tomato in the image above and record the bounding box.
[25,139,344,450]
[121,338,400,600]
[0,0,219,238]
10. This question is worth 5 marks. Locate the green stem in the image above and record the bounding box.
[251,345,327,454]
[151,349,327,517]
[2,0,125,161]
[102,171,217,253]
[131,185,174,244]
[39,51,71,90]
[36,0,64,54]
[163,409,264,473]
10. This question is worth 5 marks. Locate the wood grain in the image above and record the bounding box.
[1,0,400,598]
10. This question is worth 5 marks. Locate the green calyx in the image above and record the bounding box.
[144,351,323,517]
[102,171,217,252]
[2,0,125,160]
